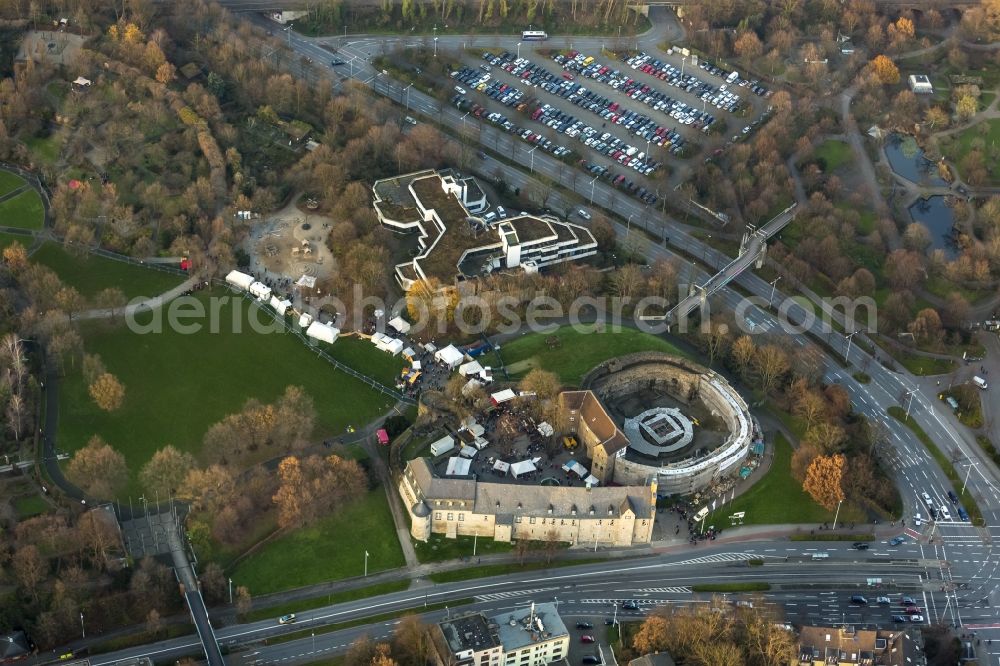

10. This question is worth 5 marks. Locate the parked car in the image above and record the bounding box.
[909,615,924,622]
[902,596,916,606]
[892,615,908,623]
[576,622,594,629]
[876,596,891,605]
[853,542,870,550]
[580,636,595,644]
[577,209,592,220]
[582,657,602,665]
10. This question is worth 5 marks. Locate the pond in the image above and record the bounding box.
[885,134,948,187]
[908,196,958,260]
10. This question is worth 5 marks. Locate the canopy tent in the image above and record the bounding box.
[446,457,472,476]
[435,344,466,369]
[510,460,537,478]
[225,270,254,291]
[402,347,417,360]
[459,360,484,377]
[249,282,272,301]
[459,445,478,459]
[562,460,588,478]
[72,76,92,86]
[305,321,340,344]
[269,295,292,315]
[537,422,554,437]
[376,429,389,445]
[584,475,600,486]
[411,360,422,371]
[423,342,437,353]
[388,316,411,334]
[371,332,389,347]
[492,460,511,474]
[490,389,517,405]
[384,338,405,356]
[296,275,317,289]
[298,312,314,328]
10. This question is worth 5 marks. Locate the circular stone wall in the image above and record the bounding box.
[582,351,752,496]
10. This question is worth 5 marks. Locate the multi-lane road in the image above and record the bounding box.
[77,11,1000,666]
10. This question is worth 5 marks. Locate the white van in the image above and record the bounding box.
[973,376,989,390]
[483,211,497,224]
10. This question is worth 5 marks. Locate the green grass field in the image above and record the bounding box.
[814,140,852,171]
[412,533,514,563]
[0,232,32,249]
[59,291,394,496]
[26,135,60,165]
[0,170,26,198]
[323,335,406,385]
[14,495,48,518]
[0,188,44,230]
[31,242,183,300]
[230,490,405,594]
[500,326,688,384]
[706,433,865,526]
[944,118,1000,177]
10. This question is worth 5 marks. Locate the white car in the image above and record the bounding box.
[914,513,922,527]
[939,506,953,521]
[921,492,934,506]
[909,615,924,622]
[577,209,592,220]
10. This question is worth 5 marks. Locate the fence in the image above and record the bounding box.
[236,290,417,405]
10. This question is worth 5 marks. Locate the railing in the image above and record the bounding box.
[237,291,417,405]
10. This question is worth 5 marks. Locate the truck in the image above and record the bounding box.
[430,435,456,457]
[973,376,989,390]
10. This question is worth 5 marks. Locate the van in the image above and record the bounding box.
[973,376,989,390]
[483,211,497,224]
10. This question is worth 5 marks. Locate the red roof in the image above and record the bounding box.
[376,428,389,445]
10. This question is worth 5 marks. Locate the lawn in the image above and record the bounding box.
[0,231,32,249]
[944,118,1000,173]
[230,490,405,594]
[0,170,25,198]
[500,326,688,385]
[706,433,865,526]
[412,533,514,563]
[814,140,852,172]
[59,290,394,496]
[26,135,60,165]
[323,335,406,385]
[14,495,48,518]
[31,242,184,300]
[0,188,44,230]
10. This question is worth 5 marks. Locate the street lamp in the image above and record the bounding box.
[962,462,979,495]
[832,498,844,531]
[528,145,538,173]
[768,276,781,308]
[517,41,522,59]
[229,577,233,604]
[626,213,634,237]
[589,175,598,204]
[902,389,915,421]
[403,83,413,110]
[80,612,85,639]
[364,549,369,577]
[681,55,688,77]
[844,330,858,362]
[461,112,469,133]
[433,25,438,57]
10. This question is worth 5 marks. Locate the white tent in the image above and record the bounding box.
[459,445,478,459]
[249,281,272,301]
[492,460,510,474]
[296,275,317,289]
[298,312,314,328]
[388,316,411,335]
[73,76,92,87]
[435,344,465,370]
[269,296,292,316]
[537,422,554,437]
[430,436,455,457]
[402,347,417,360]
[510,460,537,478]
[459,360,484,377]
[490,389,517,405]
[584,475,600,486]
[305,321,339,344]
[462,379,483,396]
[384,338,405,356]
[446,457,472,476]
[562,460,588,478]
[411,360,422,371]
[226,270,254,291]
[371,332,388,348]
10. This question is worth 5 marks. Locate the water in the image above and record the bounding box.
[885,134,948,187]
[908,196,958,259]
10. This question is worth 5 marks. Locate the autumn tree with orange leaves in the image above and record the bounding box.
[867,55,900,85]
[803,454,846,510]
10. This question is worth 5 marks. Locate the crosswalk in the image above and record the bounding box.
[673,553,756,565]
[475,587,559,601]
[639,587,694,594]
[578,594,690,605]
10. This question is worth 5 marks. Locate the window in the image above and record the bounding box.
[458,514,465,521]
[515,516,522,523]
[447,513,454,520]
[530,517,536,524]
[435,512,442,520]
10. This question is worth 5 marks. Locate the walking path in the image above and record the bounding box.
[73,276,201,320]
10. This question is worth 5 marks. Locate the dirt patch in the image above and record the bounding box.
[17,30,85,66]
[247,197,337,284]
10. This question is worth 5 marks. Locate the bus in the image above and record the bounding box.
[521,30,547,41]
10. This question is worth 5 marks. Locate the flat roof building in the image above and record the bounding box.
[372,170,596,290]
[491,604,569,666]
[797,625,911,666]
[432,613,503,666]
[908,74,933,94]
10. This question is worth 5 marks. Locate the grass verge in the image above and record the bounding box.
[975,435,1000,467]
[888,406,984,525]
[242,580,410,622]
[90,623,193,654]
[269,599,475,646]
[692,582,770,593]
[788,533,874,542]
[428,558,607,584]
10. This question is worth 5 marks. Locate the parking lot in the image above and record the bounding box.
[446,44,773,211]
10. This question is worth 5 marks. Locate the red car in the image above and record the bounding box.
[905,606,922,615]
[580,636,595,644]
[562,72,575,80]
